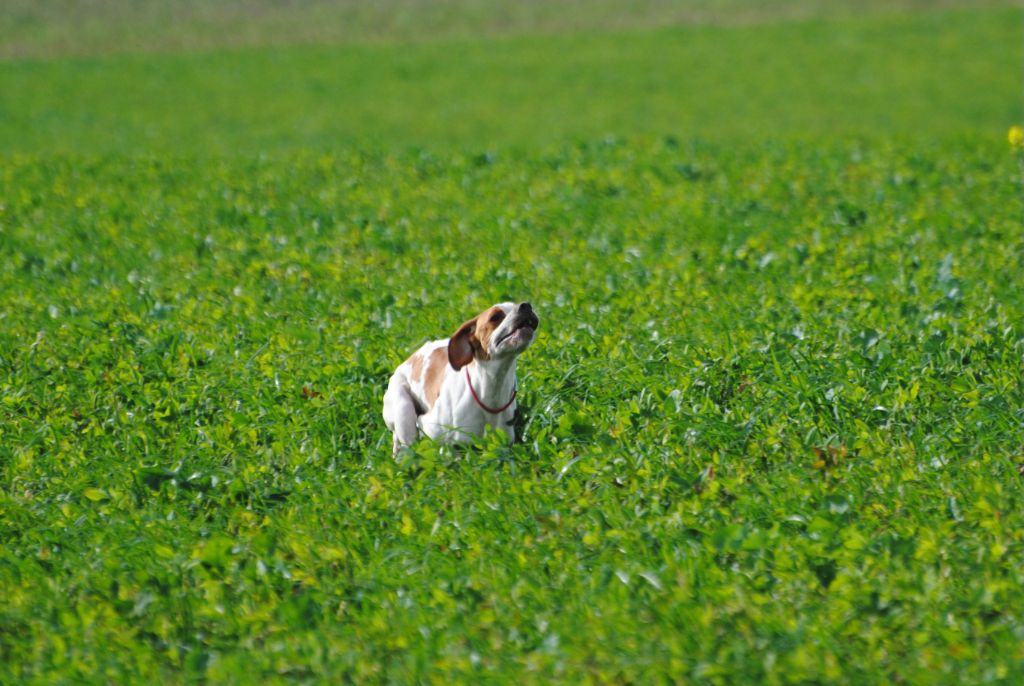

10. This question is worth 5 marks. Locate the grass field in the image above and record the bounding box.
[4,0,1019,59]
[2,1,1024,683]
[1,6,1020,153]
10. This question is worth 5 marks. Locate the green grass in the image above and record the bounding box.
[1,7,1020,154]
[4,139,1024,684]
[3,0,1017,59]
[2,2,1024,683]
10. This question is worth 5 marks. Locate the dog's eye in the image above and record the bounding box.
[490,311,505,324]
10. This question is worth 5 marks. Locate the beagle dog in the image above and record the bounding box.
[383,301,539,453]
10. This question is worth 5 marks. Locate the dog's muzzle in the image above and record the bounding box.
[496,303,539,346]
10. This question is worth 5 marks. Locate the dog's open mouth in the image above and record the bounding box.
[496,315,539,346]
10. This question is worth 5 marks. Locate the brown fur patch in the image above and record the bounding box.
[408,352,425,382]
[469,306,504,358]
[423,347,448,409]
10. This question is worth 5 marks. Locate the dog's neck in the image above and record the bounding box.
[466,357,517,409]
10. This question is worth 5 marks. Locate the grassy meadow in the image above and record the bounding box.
[1,6,1021,153]
[2,1,1024,683]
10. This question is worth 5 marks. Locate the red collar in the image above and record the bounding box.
[465,367,517,414]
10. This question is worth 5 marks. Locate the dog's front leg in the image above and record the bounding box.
[383,374,419,454]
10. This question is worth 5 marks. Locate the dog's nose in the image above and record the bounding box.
[519,302,539,329]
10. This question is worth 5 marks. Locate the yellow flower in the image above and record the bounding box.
[1009,125,1024,149]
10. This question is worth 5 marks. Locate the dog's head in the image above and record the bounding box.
[448,302,539,371]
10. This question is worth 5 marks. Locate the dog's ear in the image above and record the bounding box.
[448,318,477,371]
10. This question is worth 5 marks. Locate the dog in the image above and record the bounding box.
[383,301,539,453]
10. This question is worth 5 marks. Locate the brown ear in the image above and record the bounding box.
[448,319,477,371]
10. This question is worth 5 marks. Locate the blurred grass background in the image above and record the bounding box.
[4,1,1019,58]
[1,1,1020,154]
